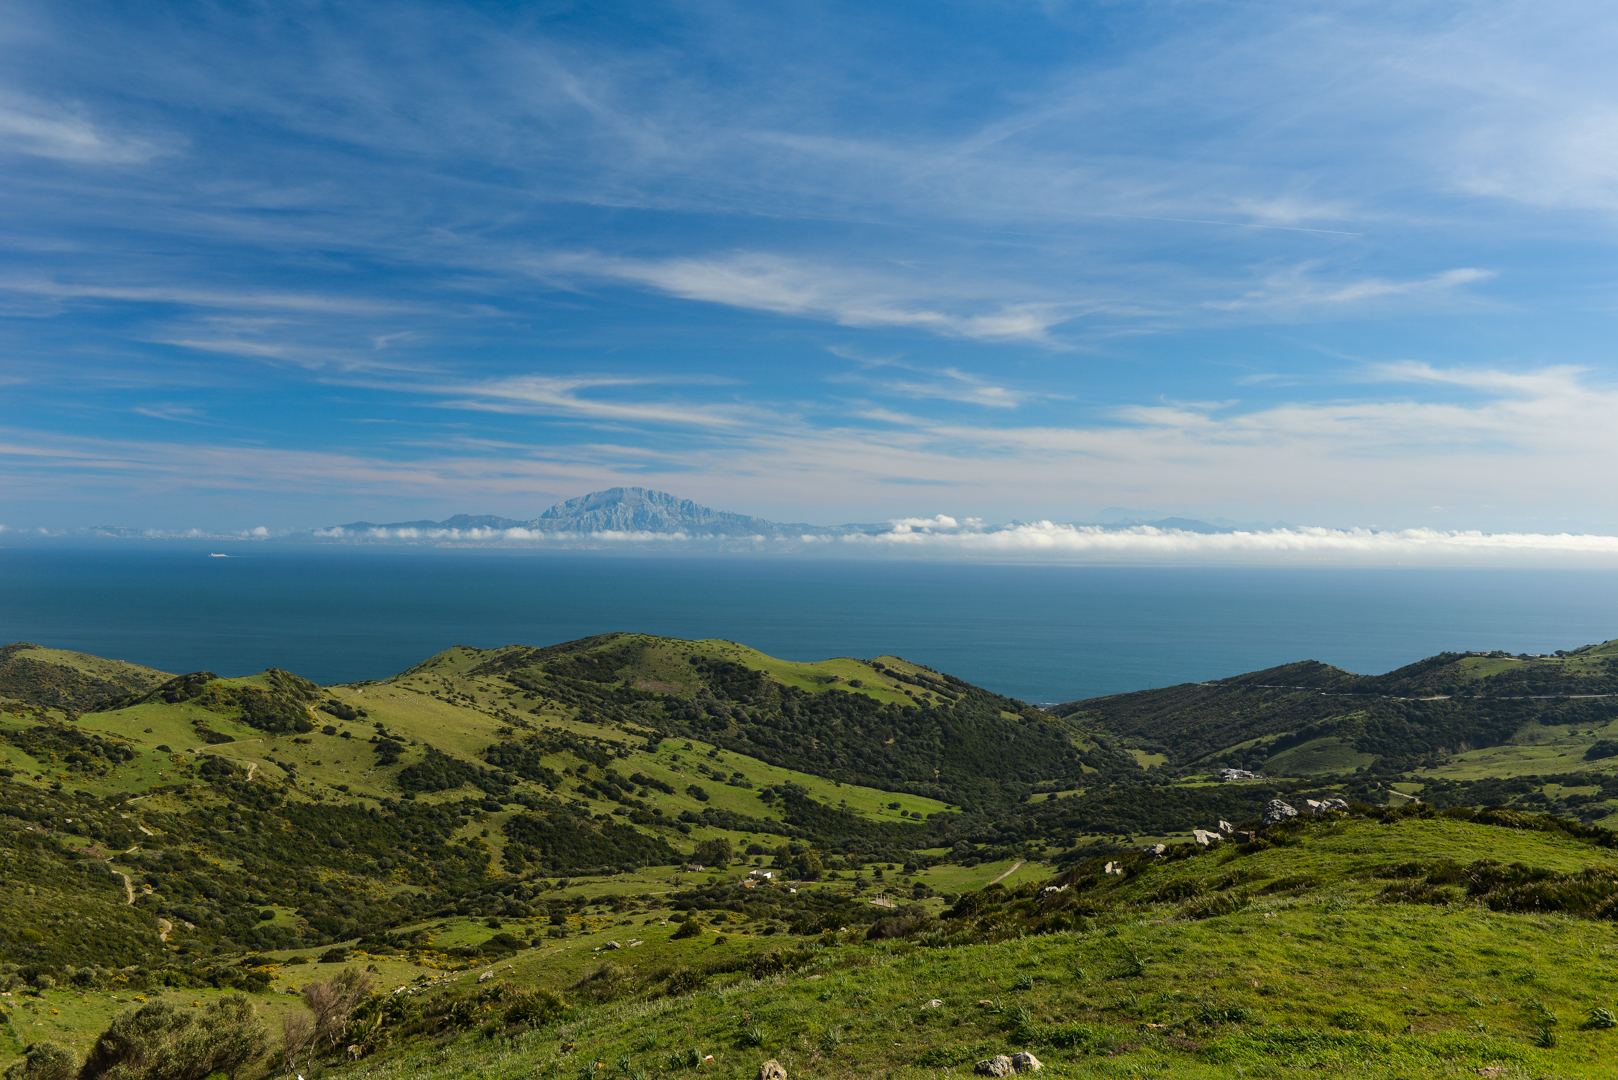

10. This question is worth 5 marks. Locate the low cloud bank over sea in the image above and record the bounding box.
[9,486,1618,566]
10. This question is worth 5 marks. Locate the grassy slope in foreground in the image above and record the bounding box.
[325,810,1618,1080]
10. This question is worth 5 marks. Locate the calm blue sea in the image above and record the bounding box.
[2,545,1616,704]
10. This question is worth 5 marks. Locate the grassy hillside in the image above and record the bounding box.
[1054,638,1618,780]
[0,635,1101,977]
[17,805,1615,1079]
[0,643,172,716]
[10,634,1618,1077]
[452,634,1109,807]
[320,805,1618,1080]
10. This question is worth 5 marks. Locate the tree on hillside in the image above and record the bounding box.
[692,837,733,866]
[301,967,375,1057]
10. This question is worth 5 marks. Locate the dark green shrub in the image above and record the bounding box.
[2,1042,75,1080]
[79,994,265,1080]
[504,989,565,1028]
[483,932,525,953]
[1181,893,1245,920]
[746,948,812,979]
[665,967,707,995]
[1148,878,1206,902]
[1424,860,1469,884]
[1377,881,1455,905]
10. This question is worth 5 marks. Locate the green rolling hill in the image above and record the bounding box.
[1053,639,1618,784]
[5,634,1618,1078]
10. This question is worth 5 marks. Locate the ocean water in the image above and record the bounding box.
[2,545,1616,704]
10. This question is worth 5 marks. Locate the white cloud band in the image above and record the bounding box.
[840,521,1618,561]
[303,520,1618,564]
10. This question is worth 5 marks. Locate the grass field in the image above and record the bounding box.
[269,814,1618,1080]
[0,849,1055,1070]
[34,813,1618,1078]
[1414,717,1618,782]
[1262,736,1377,776]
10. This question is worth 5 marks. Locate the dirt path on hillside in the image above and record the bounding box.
[989,861,1025,885]
[109,863,170,942]
[193,746,260,780]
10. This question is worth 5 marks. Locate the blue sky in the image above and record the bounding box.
[3,0,1618,536]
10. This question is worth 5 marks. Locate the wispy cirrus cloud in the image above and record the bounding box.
[0,93,166,164]
[1,278,424,316]
[130,403,212,424]
[535,251,1081,343]
[877,370,1024,409]
[430,374,748,429]
[825,346,1030,408]
[1206,266,1496,314]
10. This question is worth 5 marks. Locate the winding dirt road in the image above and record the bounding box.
[988,860,1025,885]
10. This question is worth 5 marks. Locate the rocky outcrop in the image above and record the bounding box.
[1262,799,1298,826]
[757,1060,788,1080]
[975,1052,1042,1074]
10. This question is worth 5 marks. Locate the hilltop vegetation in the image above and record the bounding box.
[6,633,1618,1077]
[1055,638,1618,781]
[465,635,1106,806]
[0,644,171,716]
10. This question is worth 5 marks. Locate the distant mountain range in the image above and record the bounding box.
[304,487,885,540]
[297,487,1241,543]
